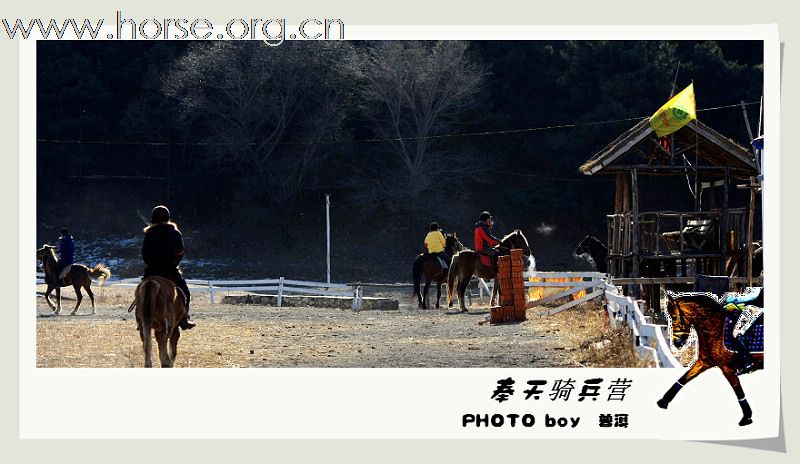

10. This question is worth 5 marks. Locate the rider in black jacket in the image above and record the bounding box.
[142,205,196,330]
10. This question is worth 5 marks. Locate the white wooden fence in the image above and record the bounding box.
[601,282,682,368]
[478,271,607,316]
[476,271,681,368]
[36,273,363,310]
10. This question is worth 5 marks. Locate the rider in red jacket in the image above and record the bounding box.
[474,211,501,267]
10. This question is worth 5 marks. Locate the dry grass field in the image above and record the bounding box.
[36,285,652,368]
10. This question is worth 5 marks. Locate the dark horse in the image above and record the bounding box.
[446,230,532,312]
[412,234,464,309]
[657,292,764,426]
[37,244,111,315]
[575,235,607,273]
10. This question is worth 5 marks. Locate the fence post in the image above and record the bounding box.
[351,286,358,311]
[208,280,215,304]
[277,277,284,307]
[358,286,363,310]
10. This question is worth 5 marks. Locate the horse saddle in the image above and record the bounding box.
[723,311,764,354]
[724,287,763,308]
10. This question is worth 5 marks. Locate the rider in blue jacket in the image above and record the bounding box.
[56,227,75,284]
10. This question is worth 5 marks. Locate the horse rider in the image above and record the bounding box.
[723,287,763,374]
[473,211,501,269]
[56,227,75,285]
[142,205,196,330]
[424,222,449,270]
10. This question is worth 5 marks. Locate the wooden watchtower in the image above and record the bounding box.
[579,118,759,283]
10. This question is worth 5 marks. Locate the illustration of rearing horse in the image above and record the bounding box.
[446,229,532,312]
[412,234,464,309]
[657,292,764,426]
[133,276,186,368]
[37,244,111,315]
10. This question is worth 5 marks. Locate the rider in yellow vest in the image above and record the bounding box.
[424,222,449,269]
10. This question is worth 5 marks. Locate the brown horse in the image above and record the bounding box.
[134,276,186,368]
[657,292,764,426]
[37,244,111,315]
[412,234,464,309]
[446,229,532,312]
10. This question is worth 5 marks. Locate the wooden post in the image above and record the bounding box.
[747,179,756,286]
[694,120,701,211]
[631,169,640,298]
[740,100,755,151]
[720,168,730,275]
[208,280,215,304]
[277,276,284,307]
[325,194,331,284]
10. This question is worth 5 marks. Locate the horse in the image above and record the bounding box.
[412,234,464,309]
[575,235,607,273]
[657,292,764,426]
[133,276,186,368]
[36,244,111,315]
[446,229,532,312]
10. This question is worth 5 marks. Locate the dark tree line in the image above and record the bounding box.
[37,40,763,279]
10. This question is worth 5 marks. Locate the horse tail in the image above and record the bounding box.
[89,264,112,284]
[412,255,423,297]
[447,254,459,305]
[138,279,160,365]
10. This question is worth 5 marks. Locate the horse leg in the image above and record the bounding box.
[70,284,83,315]
[447,275,457,308]
[44,286,56,311]
[142,323,153,368]
[720,366,754,426]
[435,281,442,309]
[458,279,470,312]
[85,284,96,315]
[54,286,62,314]
[490,279,499,307]
[657,359,711,409]
[169,327,181,367]
[158,323,171,368]
[422,279,431,310]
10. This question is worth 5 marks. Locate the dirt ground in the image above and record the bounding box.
[35,285,648,368]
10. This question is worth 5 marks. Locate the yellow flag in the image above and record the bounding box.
[649,83,697,137]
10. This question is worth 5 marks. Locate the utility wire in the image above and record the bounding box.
[36,101,761,147]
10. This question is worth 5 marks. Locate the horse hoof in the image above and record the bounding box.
[460,309,468,313]
[656,399,669,409]
[739,417,753,426]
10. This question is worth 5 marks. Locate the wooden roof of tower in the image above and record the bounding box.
[579,118,758,177]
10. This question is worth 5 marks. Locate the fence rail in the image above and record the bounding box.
[36,273,363,310]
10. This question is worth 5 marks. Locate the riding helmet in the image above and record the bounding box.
[151,205,171,224]
[59,227,69,237]
[430,222,440,231]
[479,211,492,221]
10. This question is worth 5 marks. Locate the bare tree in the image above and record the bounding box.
[161,41,354,207]
[359,41,487,208]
